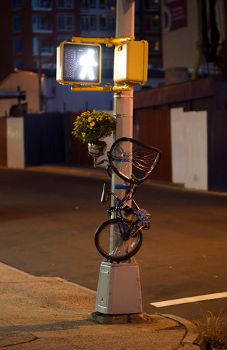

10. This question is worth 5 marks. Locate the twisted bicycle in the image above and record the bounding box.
[94,137,161,263]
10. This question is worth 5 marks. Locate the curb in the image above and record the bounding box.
[161,314,202,349]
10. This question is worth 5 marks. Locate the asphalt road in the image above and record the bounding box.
[0,166,227,321]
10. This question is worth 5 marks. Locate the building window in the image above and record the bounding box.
[32,15,52,32]
[99,15,107,30]
[33,37,53,56]
[33,58,55,70]
[107,17,115,31]
[144,14,160,33]
[56,0,74,8]
[13,37,23,55]
[81,16,89,31]
[57,13,74,32]
[11,0,22,9]
[13,15,22,32]
[81,0,96,9]
[90,15,97,30]
[32,0,52,10]
[99,0,106,9]
[144,0,160,10]
[81,15,97,31]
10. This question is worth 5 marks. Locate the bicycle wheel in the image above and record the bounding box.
[108,137,161,184]
[94,218,143,262]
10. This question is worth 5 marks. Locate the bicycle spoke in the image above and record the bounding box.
[95,218,143,262]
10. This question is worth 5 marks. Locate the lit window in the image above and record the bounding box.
[33,15,52,32]
[57,13,74,32]
[154,39,160,51]
[13,15,22,32]
[148,38,161,55]
[32,0,52,10]
[13,37,23,55]
[56,0,74,8]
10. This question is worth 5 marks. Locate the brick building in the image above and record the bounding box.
[0,0,162,81]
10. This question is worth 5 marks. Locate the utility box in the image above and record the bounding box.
[96,260,142,315]
[114,40,148,85]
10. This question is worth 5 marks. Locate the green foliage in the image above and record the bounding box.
[72,110,116,144]
[194,312,227,349]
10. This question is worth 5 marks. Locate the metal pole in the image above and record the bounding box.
[115,0,134,139]
[112,0,134,202]
[95,0,143,316]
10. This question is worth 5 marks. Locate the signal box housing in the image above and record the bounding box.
[114,40,148,85]
[56,41,102,85]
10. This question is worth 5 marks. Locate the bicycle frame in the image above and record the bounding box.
[104,186,149,241]
[94,137,161,262]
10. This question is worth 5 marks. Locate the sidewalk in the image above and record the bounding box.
[0,262,200,350]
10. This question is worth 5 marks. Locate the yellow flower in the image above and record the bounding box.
[72,109,115,143]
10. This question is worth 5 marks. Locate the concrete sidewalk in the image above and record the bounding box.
[0,262,200,350]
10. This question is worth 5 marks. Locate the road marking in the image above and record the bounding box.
[150,291,227,307]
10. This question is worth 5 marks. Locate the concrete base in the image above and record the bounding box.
[91,311,153,324]
[96,260,142,315]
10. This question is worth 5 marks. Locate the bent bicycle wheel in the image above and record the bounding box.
[108,137,161,184]
[94,218,143,263]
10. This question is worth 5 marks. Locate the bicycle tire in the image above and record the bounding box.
[94,218,143,262]
[108,137,161,184]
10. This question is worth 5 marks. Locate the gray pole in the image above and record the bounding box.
[114,0,134,140]
[95,0,143,316]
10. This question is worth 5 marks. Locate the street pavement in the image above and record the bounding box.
[0,165,204,349]
[1,164,227,348]
[0,261,200,350]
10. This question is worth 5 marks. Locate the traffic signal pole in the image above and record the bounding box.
[56,0,148,318]
[114,0,134,139]
[95,0,143,316]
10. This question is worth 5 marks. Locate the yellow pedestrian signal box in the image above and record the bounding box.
[56,42,102,85]
[114,40,148,85]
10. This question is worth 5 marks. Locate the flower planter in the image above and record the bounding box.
[88,140,107,167]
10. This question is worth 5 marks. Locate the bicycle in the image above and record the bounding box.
[94,137,161,263]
